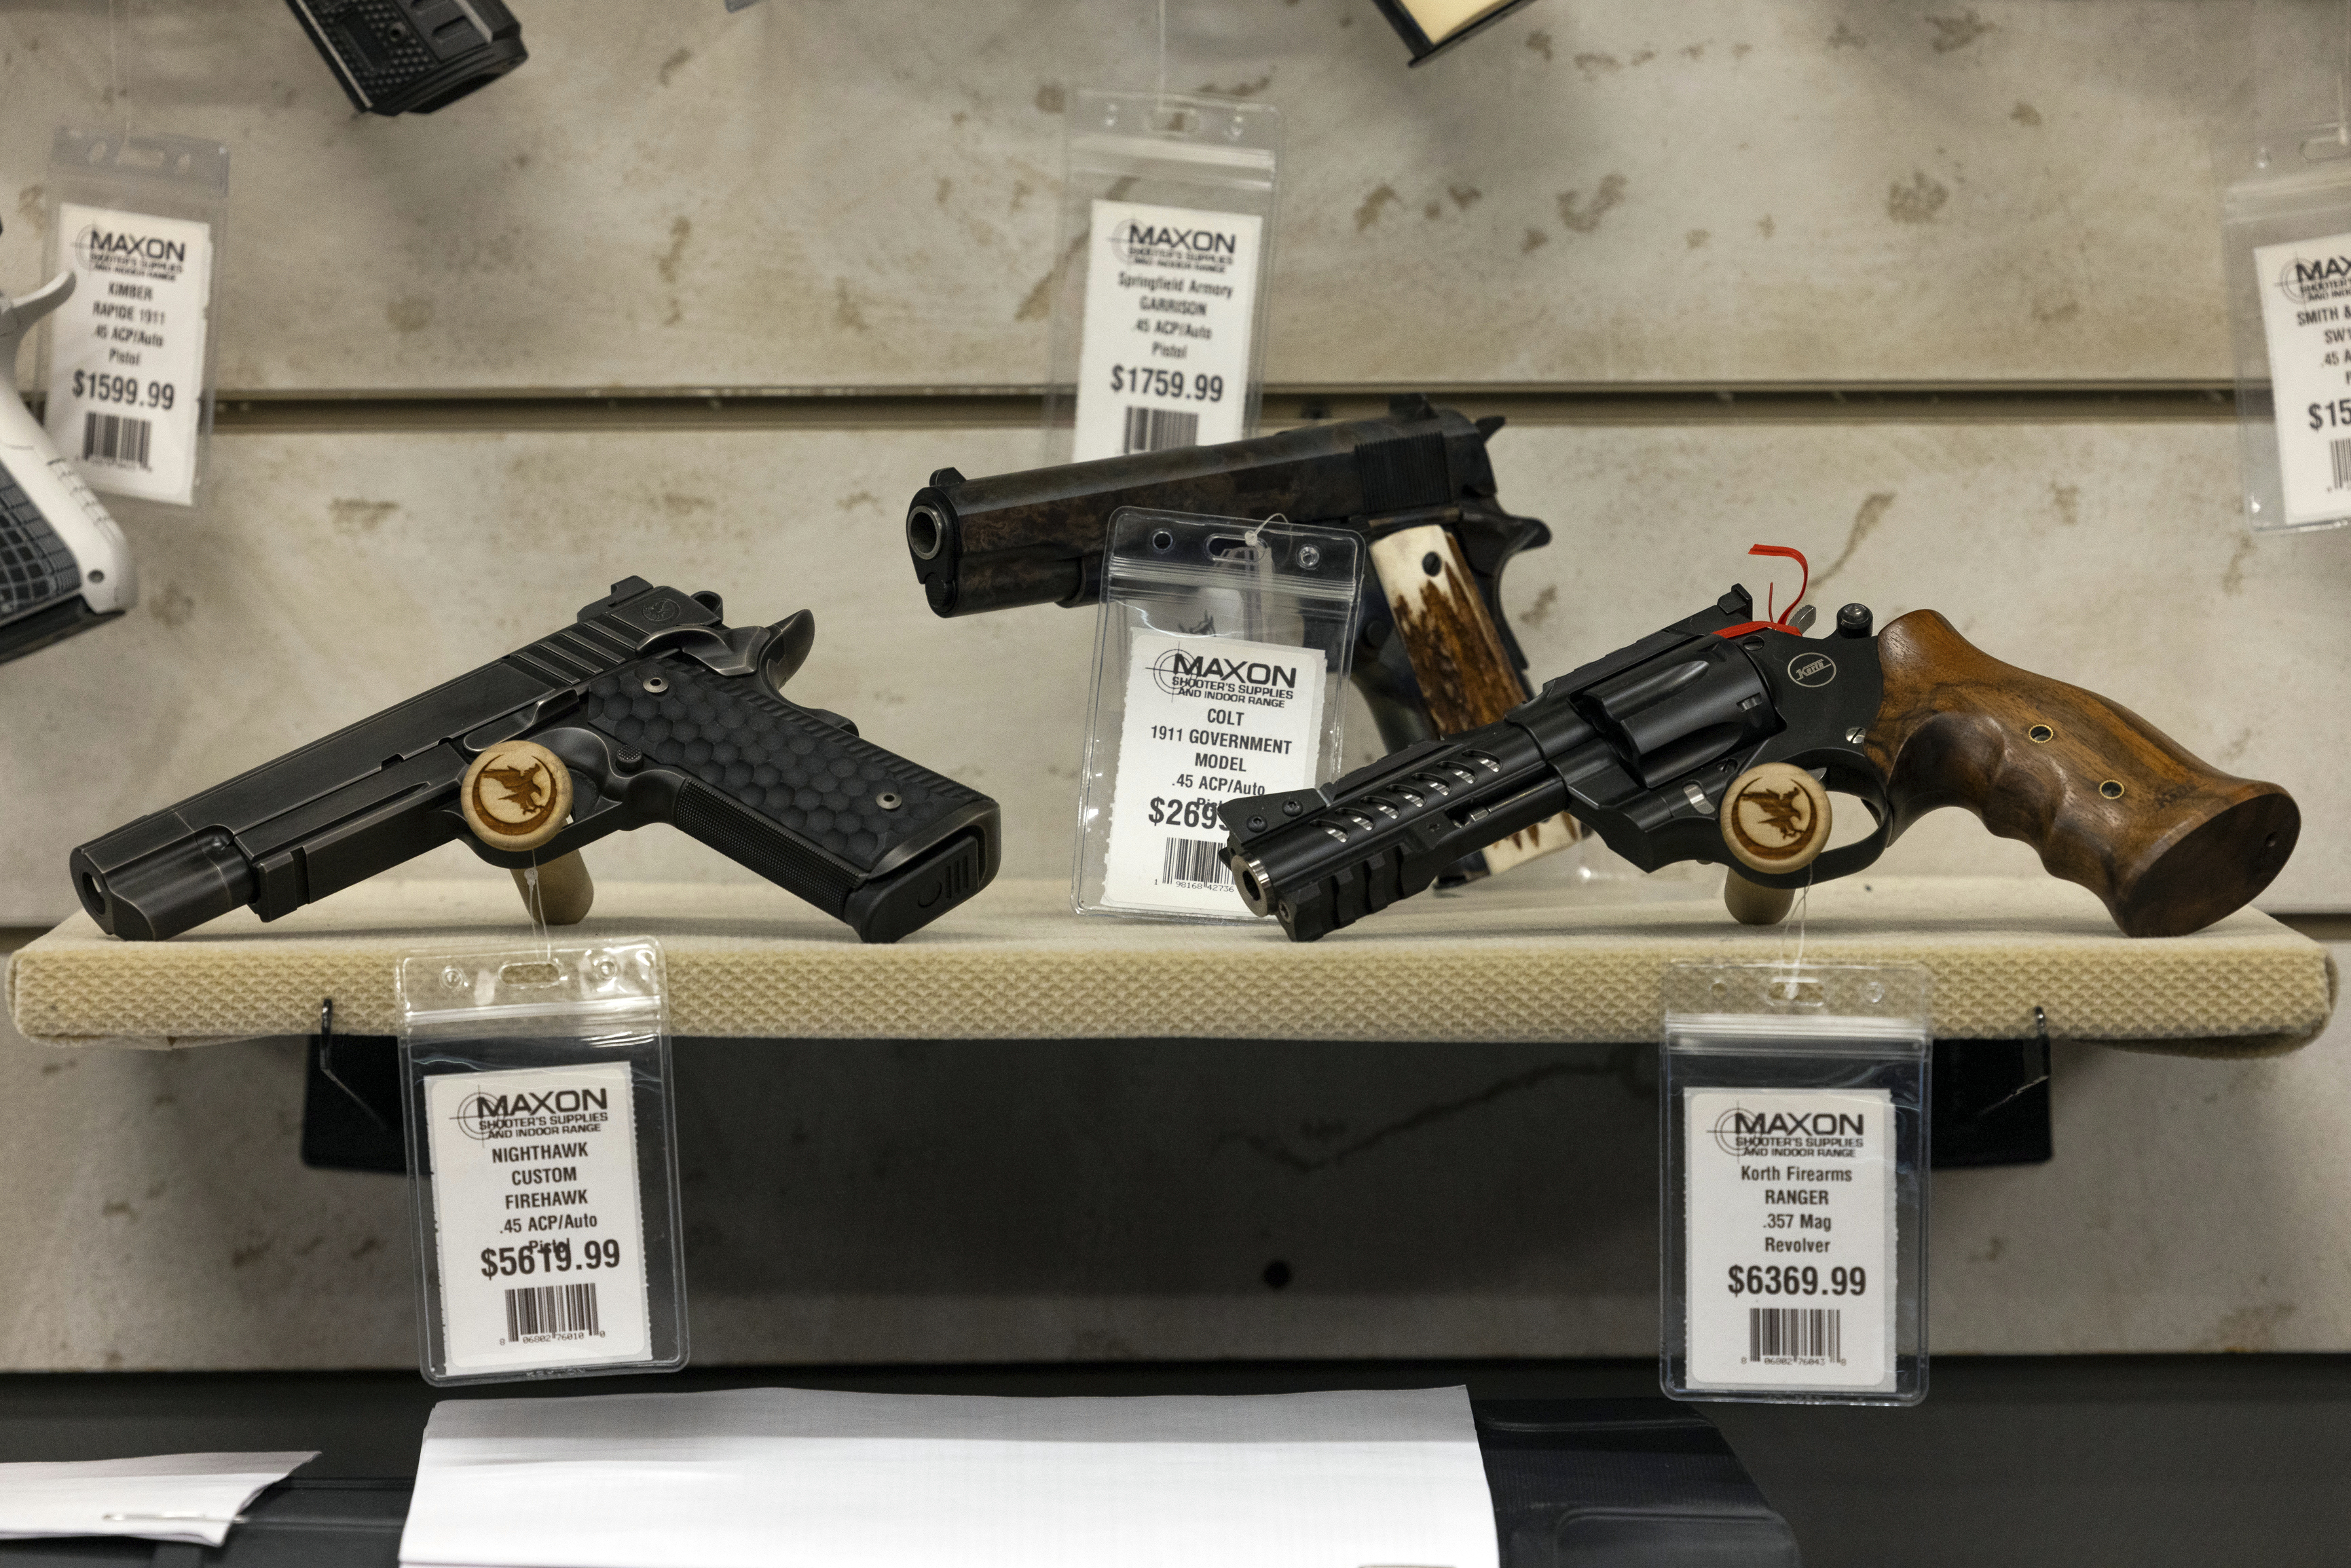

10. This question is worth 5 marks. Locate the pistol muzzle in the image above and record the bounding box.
[1229,852,1278,917]
[72,832,257,941]
[906,487,963,614]
[905,482,1096,616]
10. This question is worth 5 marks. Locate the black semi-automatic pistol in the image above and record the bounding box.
[73,578,999,943]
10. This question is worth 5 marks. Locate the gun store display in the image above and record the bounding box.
[0,2,2341,1550]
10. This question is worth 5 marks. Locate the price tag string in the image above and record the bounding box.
[521,848,553,962]
[1781,868,1815,975]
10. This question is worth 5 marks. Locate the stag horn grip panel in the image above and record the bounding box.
[1862,610,2298,937]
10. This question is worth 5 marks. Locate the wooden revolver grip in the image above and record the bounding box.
[1863,612,2299,937]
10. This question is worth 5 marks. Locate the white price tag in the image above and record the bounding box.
[1071,199,1261,462]
[1682,1087,1895,1393]
[2254,229,2351,526]
[422,1062,652,1376]
[1101,628,1325,915]
[43,202,212,507]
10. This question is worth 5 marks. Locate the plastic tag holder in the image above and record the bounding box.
[1661,963,1931,1407]
[397,940,688,1387]
[2220,127,2351,533]
[40,127,228,512]
[1041,89,1280,465]
[1074,508,1360,920]
[2221,0,2351,531]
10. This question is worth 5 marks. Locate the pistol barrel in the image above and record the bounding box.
[1221,723,1581,941]
[72,830,257,942]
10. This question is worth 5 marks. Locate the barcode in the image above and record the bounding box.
[1160,836,1232,888]
[2331,436,2351,491]
[81,412,152,470]
[504,1282,600,1341]
[1749,1307,1840,1362]
[1122,407,1199,453]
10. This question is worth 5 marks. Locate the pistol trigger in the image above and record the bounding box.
[760,609,817,695]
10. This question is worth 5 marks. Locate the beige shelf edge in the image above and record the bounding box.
[3,876,2335,1058]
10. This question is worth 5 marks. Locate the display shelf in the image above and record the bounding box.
[5,876,2333,1056]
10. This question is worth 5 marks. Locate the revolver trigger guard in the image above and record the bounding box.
[1725,801,1893,890]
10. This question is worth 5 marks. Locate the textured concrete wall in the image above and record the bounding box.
[2,0,2347,1369]
[0,0,2253,387]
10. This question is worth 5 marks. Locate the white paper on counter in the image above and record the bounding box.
[0,1451,317,1546]
[400,1385,1497,1568]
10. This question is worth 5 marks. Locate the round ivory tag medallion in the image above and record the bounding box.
[460,739,572,853]
[1719,762,1832,875]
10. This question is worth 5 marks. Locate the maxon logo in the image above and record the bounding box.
[452,1085,610,1140]
[1109,220,1240,267]
[71,224,187,277]
[2278,253,2351,303]
[1711,1106,1866,1155]
[1150,648,1297,696]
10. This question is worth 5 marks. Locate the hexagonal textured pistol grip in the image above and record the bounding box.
[574,658,995,937]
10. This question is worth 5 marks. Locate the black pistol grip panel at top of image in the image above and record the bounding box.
[574,657,999,942]
[284,0,527,115]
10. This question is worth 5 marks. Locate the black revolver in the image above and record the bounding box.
[72,578,999,944]
[1221,582,2298,942]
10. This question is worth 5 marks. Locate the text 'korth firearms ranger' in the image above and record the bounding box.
[1221,549,2298,941]
[73,578,999,944]
[904,393,1574,877]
